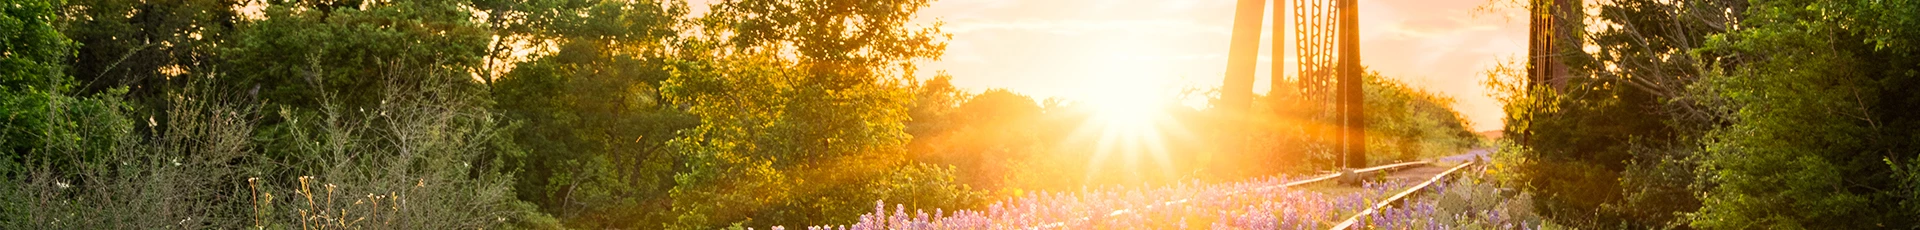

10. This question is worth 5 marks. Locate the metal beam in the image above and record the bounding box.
[1270,0,1288,96]
[1220,0,1266,158]
[1337,0,1365,169]
[1294,0,1333,169]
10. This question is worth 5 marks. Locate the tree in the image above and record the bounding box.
[2,0,83,185]
[490,1,698,228]
[1488,0,1743,227]
[659,0,964,228]
[1,0,69,88]
[0,0,130,191]
[913,88,1045,191]
[1691,0,1920,228]
[905,73,963,155]
[221,0,489,110]
[56,0,239,98]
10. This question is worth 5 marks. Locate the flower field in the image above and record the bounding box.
[766,175,1420,230]
[1356,175,1552,230]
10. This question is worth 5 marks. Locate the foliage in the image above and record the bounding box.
[1489,0,1920,228]
[2,72,541,229]
[867,163,986,214]
[56,0,238,97]
[1483,0,1745,227]
[5,0,1502,228]
[909,87,1052,191]
[253,75,533,229]
[1,0,69,89]
[222,0,489,109]
[1366,171,1555,230]
[4,0,542,228]
[488,0,696,228]
[2,0,79,161]
[2,77,539,228]
[1487,56,1648,227]
[1689,0,1920,228]
[1360,71,1482,164]
[658,0,966,228]
[1254,70,1482,172]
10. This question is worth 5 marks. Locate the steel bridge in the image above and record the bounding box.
[1219,0,1567,169]
[1219,0,1364,169]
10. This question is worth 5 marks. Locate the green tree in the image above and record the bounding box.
[905,73,963,156]
[1485,0,1744,227]
[0,0,128,189]
[221,0,488,110]
[56,0,239,98]
[490,0,699,228]
[1,0,69,87]
[1691,0,1920,228]
[469,0,600,85]
[912,88,1045,191]
[659,0,962,228]
[8,0,556,228]
[2,0,90,220]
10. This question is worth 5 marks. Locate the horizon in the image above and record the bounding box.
[885,0,1523,131]
[684,0,1522,131]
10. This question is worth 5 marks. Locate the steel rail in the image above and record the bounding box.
[1326,162,1475,230]
[1019,161,1432,230]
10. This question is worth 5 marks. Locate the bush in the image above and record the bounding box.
[1689,1,1920,228]
[250,76,532,229]
[1251,70,1482,172]
[2,73,542,228]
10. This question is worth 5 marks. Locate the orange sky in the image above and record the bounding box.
[690,0,1525,131]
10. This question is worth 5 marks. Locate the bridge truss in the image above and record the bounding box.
[1221,0,1365,168]
[1293,0,1338,103]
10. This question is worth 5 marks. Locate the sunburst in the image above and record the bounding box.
[1073,84,1184,184]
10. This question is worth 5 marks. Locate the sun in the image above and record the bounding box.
[1073,83,1184,184]
[1087,91,1167,130]
[1077,74,1175,129]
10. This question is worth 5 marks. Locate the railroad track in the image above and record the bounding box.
[1021,161,1434,230]
[1327,162,1475,230]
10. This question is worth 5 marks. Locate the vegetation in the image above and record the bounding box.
[1251,71,1484,174]
[1690,0,1920,228]
[1490,0,1920,228]
[1,0,1486,229]
[1368,170,1559,229]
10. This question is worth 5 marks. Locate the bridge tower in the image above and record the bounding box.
[1521,0,1575,145]
[1222,0,1365,169]
[1529,0,1574,92]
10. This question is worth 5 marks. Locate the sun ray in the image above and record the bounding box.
[1070,82,1191,185]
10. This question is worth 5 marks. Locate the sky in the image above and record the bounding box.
[689,0,1527,131]
[909,0,1526,131]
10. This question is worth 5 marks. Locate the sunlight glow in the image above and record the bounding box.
[1089,92,1164,131]
[1079,61,1175,133]
[1074,79,1183,184]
